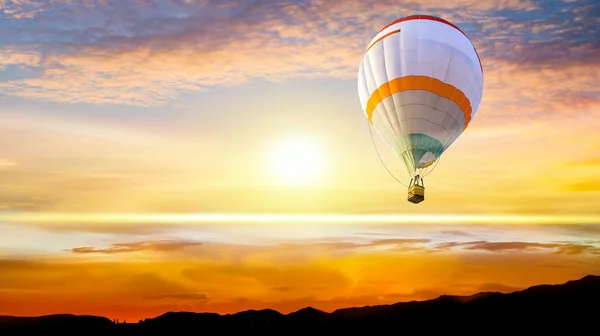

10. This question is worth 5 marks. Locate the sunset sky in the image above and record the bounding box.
[1,0,599,322]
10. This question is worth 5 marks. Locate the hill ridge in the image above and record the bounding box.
[1,274,599,334]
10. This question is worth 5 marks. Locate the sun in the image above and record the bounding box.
[268,137,325,187]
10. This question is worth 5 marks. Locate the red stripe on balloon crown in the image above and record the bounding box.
[377,15,483,73]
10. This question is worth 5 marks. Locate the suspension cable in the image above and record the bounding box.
[365,118,409,187]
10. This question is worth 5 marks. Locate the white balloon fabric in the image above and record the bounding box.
[358,15,483,177]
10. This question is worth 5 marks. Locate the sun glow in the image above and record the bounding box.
[268,137,325,186]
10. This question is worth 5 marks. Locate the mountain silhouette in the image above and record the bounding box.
[1,275,598,335]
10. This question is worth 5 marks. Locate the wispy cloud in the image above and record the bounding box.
[69,240,202,254]
[285,238,432,250]
[434,240,600,255]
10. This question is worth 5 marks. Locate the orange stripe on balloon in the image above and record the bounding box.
[365,75,472,130]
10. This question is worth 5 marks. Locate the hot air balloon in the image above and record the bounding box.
[357,14,483,204]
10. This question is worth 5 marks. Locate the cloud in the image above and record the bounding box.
[464,241,561,251]
[367,238,430,245]
[325,238,431,249]
[553,225,600,238]
[556,243,600,255]
[69,240,203,254]
[0,0,595,111]
[434,240,600,255]
[0,47,41,69]
[256,237,433,256]
[439,230,477,238]
[477,59,600,119]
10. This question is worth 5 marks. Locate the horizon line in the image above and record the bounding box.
[0,212,599,224]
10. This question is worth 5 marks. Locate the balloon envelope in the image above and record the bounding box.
[358,15,483,176]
